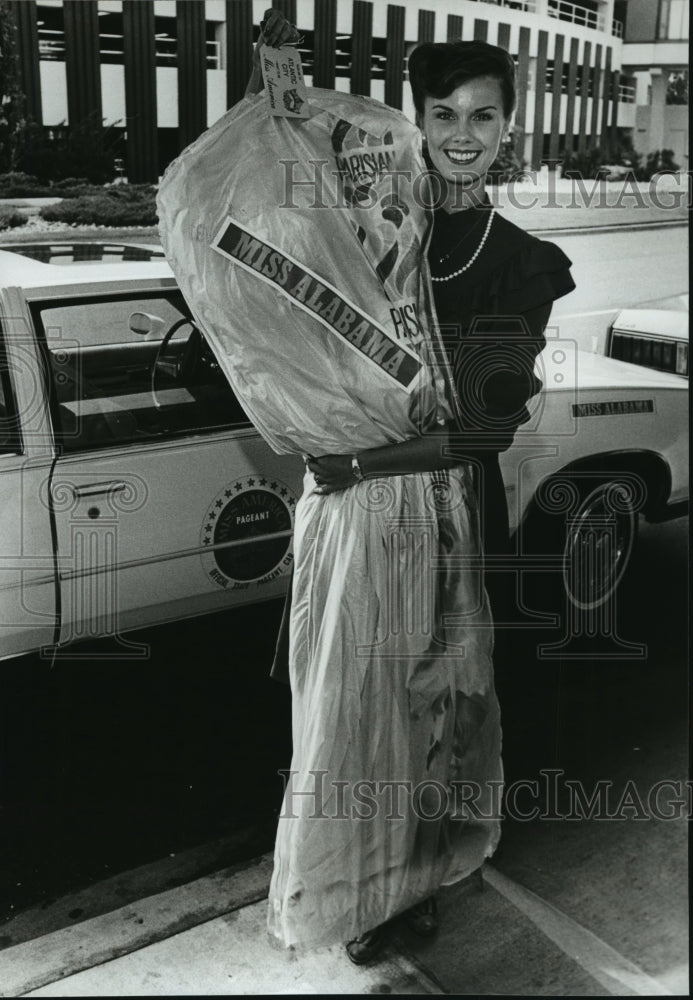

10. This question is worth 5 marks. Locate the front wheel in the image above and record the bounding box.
[522,473,644,611]
[562,480,638,609]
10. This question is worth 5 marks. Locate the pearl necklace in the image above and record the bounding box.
[430,209,495,283]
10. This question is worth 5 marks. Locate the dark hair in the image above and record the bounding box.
[408,41,516,120]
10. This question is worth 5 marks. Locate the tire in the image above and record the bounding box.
[522,473,642,612]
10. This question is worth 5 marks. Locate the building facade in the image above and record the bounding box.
[7,0,688,182]
[620,0,688,168]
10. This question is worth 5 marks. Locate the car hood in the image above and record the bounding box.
[612,308,689,341]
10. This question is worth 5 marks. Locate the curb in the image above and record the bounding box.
[0,856,273,997]
[0,853,445,998]
[527,218,688,237]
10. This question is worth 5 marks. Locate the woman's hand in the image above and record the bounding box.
[259,8,302,49]
[246,8,302,95]
[304,454,356,495]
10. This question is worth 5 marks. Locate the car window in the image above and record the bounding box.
[31,292,251,453]
[0,332,22,456]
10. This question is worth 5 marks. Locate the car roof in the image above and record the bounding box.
[0,242,174,288]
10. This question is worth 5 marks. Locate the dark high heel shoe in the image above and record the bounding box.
[345,925,386,964]
[402,896,438,936]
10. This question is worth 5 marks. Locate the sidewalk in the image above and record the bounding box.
[0,855,676,997]
[491,172,688,232]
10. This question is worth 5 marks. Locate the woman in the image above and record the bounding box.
[250,13,574,963]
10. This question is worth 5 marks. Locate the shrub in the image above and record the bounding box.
[0,207,25,230]
[40,191,158,226]
[99,183,158,202]
[0,173,158,204]
[560,147,609,180]
[0,172,108,198]
[560,139,681,181]
[0,171,51,197]
[50,177,98,197]
[638,149,680,180]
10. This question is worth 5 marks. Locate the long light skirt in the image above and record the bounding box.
[267,467,502,949]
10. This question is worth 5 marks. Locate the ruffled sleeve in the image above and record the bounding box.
[468,237,575,316]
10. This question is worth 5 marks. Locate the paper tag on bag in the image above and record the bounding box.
[260,44,309,118]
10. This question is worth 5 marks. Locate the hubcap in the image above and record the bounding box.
[563,484,635,609]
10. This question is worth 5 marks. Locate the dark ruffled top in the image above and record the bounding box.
[427,198,576,468]
[428,198,575,327]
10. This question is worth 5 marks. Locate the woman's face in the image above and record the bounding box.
[421,75,509,201]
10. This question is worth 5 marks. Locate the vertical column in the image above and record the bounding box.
[225,0,253,108]
[648,71,668,150]
[563,36,579,154]
[351,0,372,96]
[514,26,531,166]
[313,0,337,89]
[177,0,207,151]
[577,40,591,153]
[589,43,603,149]
[122,1,158,183]
[473,19,488,42]
[549,33,564,162]
[497,22,511,52]
[8,0,42,125]
[418,9,435,43]
[447,14,463,42]
[600,47,613,152]
[385,5,405,110]
[63,0,102,127]
[609,68,621,153]
[531,30,549,169]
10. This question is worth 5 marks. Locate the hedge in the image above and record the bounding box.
[0,207,25,230]
[39,185,158,226]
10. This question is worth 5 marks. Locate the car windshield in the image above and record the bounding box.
[3,244,165,265]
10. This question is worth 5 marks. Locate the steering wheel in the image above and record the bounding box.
[151,317,202,409]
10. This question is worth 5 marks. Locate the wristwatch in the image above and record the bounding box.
[351,455,364,481]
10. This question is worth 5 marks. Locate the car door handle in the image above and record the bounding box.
[69,481,128,498]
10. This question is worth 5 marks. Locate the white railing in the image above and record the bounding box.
[37,27,221,69]
[548,0,606,32]
[475,0,538,11]
[618,83,637,103]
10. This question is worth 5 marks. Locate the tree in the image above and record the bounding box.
[0,1,27,172]
[666,71,688,105]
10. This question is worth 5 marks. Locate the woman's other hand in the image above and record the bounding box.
[246,8,301,96]
[259,8,302,48]
[304,454,356,495]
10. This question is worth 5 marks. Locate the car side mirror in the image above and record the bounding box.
[129,311,165,336]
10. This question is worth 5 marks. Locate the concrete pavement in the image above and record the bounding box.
[0,853,679,997]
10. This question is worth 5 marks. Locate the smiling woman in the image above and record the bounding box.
[410,42,515,212]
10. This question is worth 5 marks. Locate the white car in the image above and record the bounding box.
[0,243,305,662]
[0,243,688,660]
[606,294,688,378]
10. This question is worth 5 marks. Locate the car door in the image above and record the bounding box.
[0,288,58,660]
[29,284,303,651]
